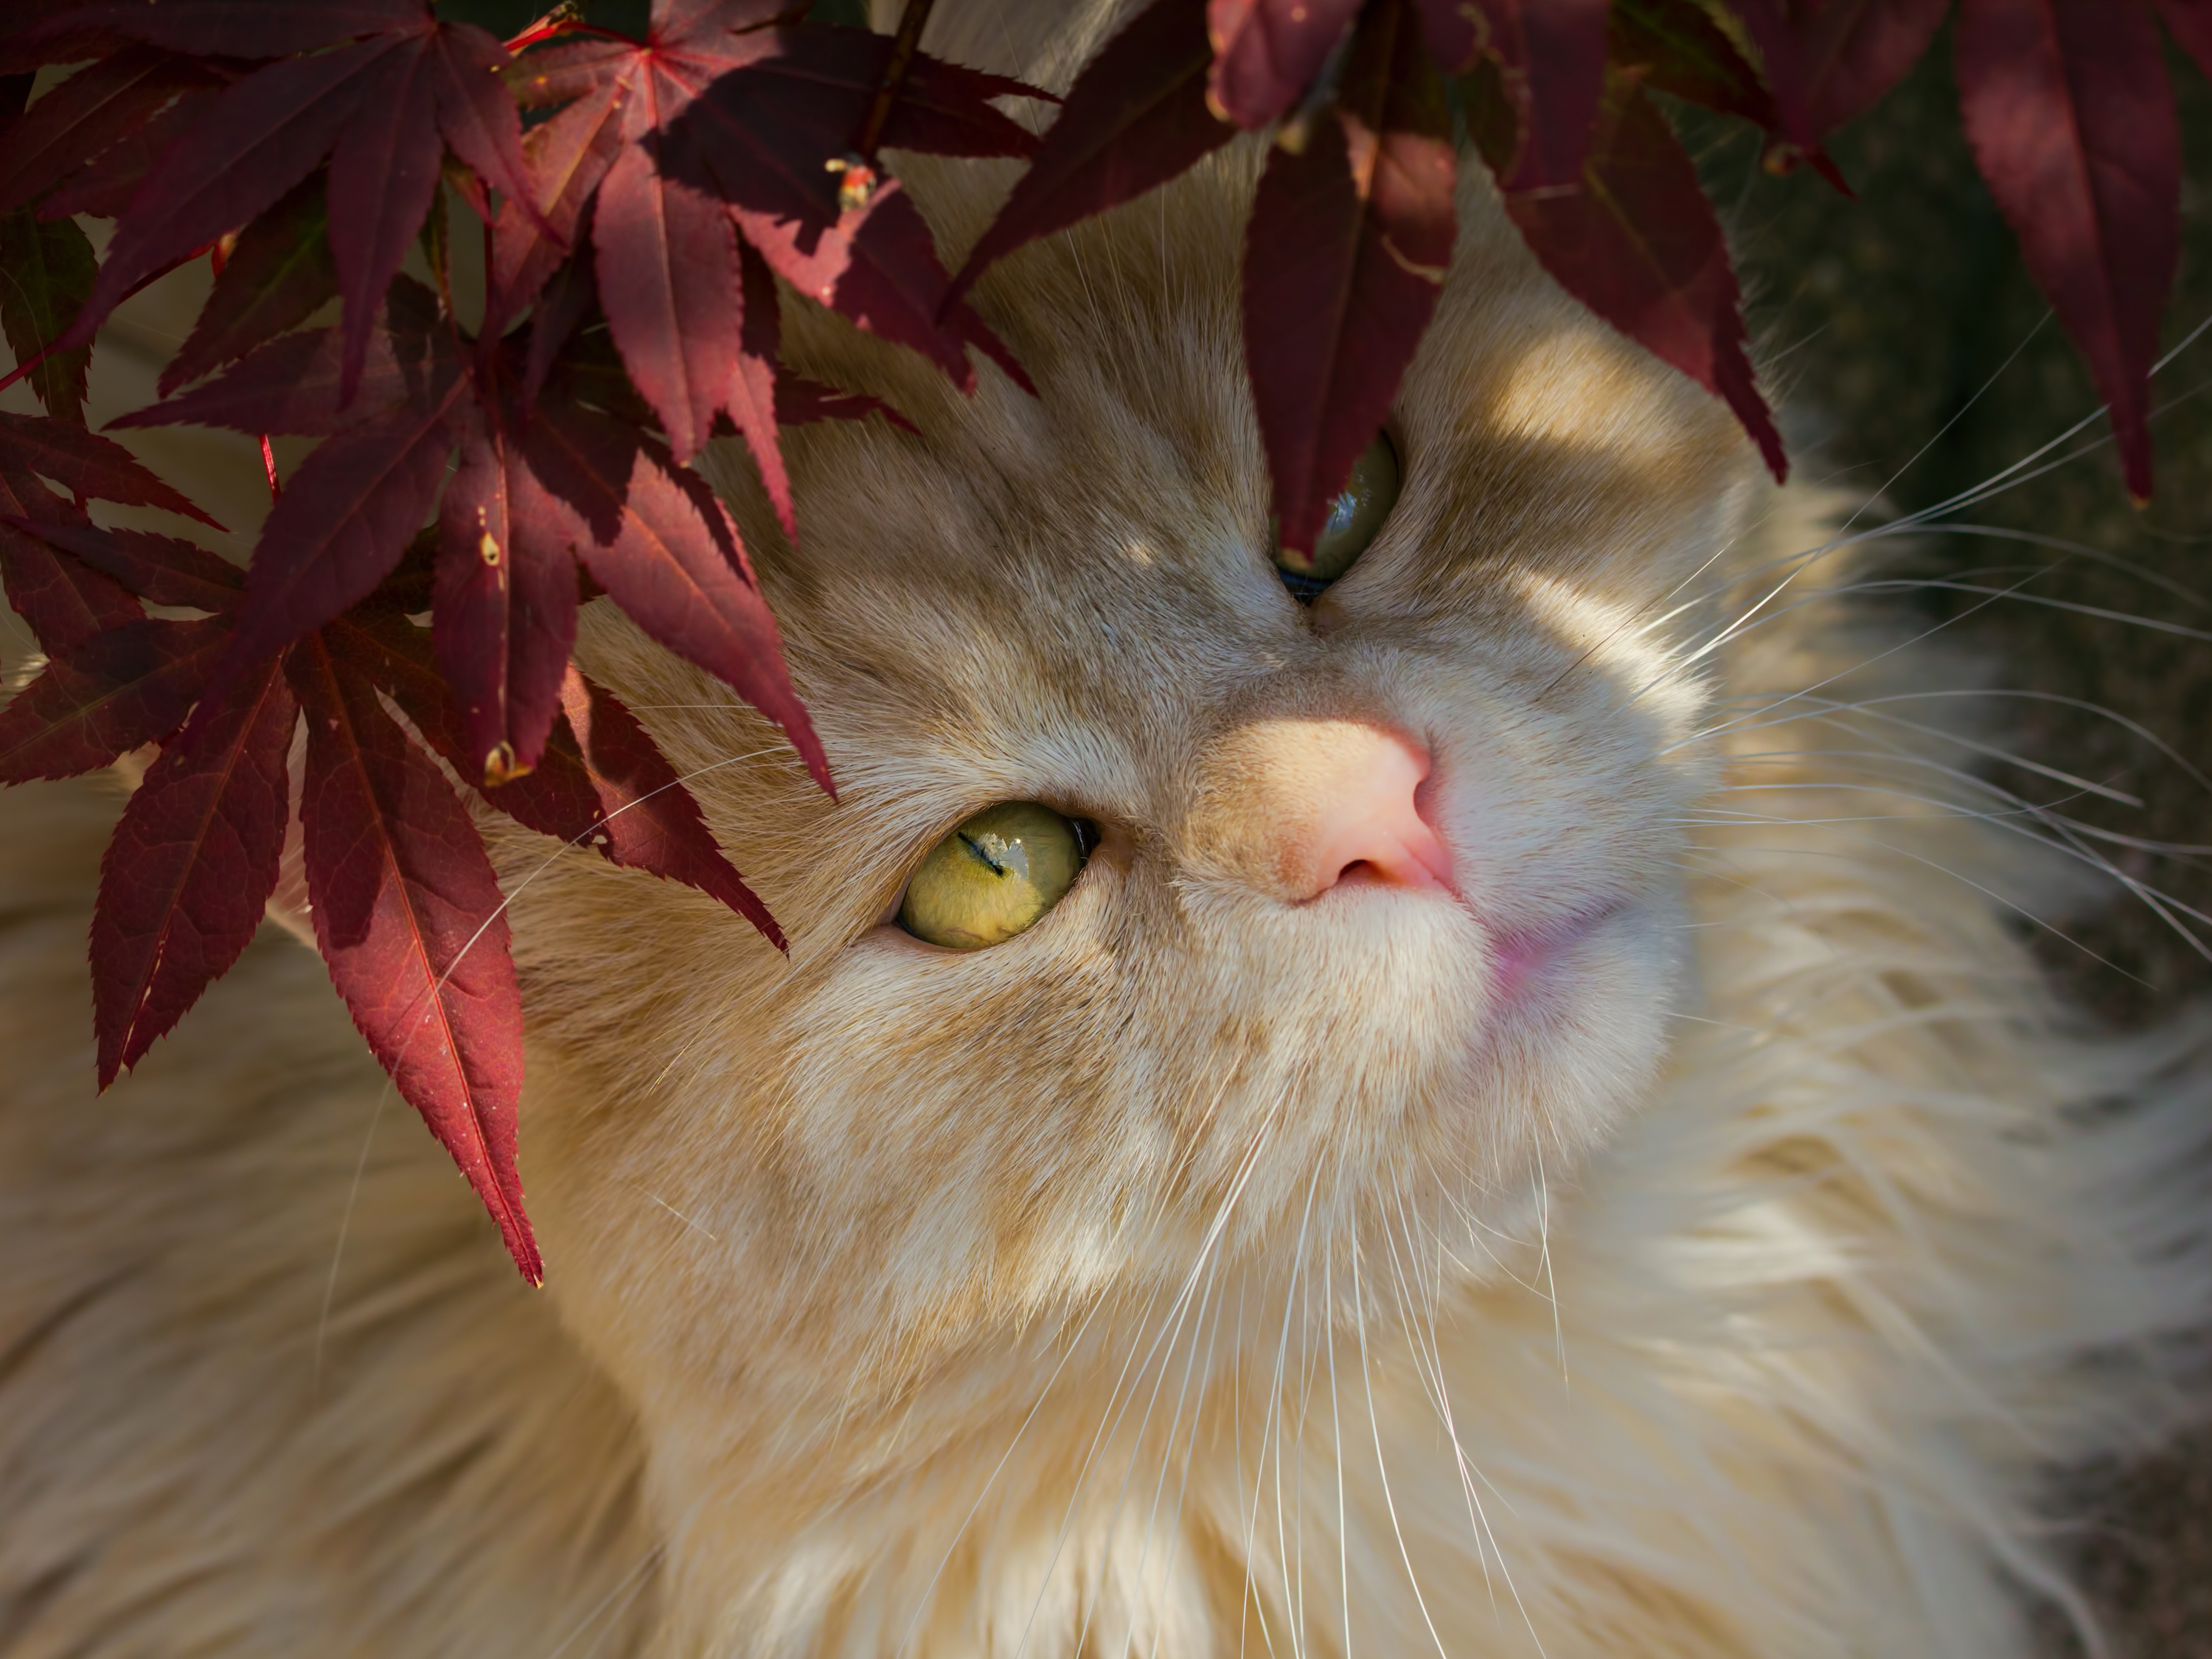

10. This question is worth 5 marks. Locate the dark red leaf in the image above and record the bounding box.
[434,416,579,785]
[731,239,790,533]
[289,631,540,1283]
[519,236,597,411]
[503,34,639,111]
[555,664,782,945]
[425,24,538,229]
[321,514,782,944]
[60,43,386,351]
[945,0,1234,311]
[19,0,426,60]
[0,208,95,420]
[734,178,991,391]
[594,130,750,464]
[0,506,142,650]
[36,86,218,222]
[1610,0,1778,131]
[1245,0,1456,554]
[1472,0,1610,189]
[320,599,600,835]
[0,410,223,526]
[327,38,446,405]
[1206,0,1364,128]
[1490,70,1787,481]
[486,72,623,333]
[0,22,136,79]
[2157,0,2212,82]
[220,383,461,674]
[1792,0,1950,133]
[663,32,1028,380]
[0,46,213,215]
[118,279,449,438]
[164,175,337,394]
[1411,0,1481,72]
[518,401,830,793]
[0,616,225,783]
[1955,0,2174,501]
[773,372,916,434]
[0,515,240,611]
[91,650,293,1085]
[1723,0,1816,150]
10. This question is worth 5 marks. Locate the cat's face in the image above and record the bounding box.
[502,132,1761,1450]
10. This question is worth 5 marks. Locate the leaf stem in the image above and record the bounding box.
[854,0,938,159]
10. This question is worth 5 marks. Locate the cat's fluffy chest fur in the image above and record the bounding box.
[1,4,2208,1655]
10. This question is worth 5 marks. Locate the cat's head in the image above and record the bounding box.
[501,4,1762,1461]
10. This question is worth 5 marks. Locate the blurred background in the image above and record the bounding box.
[1691,31,2212,1655]
[5,5,2210,1650]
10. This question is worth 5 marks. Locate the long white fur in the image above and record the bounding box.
[0,3,2206,1655]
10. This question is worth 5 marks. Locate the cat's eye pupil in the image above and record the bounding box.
[1274,432,1400,600]
[899,802,1089,950]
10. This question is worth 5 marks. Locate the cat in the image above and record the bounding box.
[0,3,2208,1655]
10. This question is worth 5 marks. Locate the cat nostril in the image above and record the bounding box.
[1284,724,1453,902]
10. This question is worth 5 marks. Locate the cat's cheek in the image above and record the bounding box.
[1461,902,1688,1162]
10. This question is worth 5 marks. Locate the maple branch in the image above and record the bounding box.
[855,0,939,161]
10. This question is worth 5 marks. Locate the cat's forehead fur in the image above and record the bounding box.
[507,0,1763,1408]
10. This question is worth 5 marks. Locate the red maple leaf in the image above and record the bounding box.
[91,652,295,1085]
[1955,0,2177,502]
[291,627,540,1282]
[1245,0,1457,554]
[1480,66,1787,481]
[947,0,1235,312]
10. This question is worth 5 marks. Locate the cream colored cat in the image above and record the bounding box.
[1,4,2208,1655]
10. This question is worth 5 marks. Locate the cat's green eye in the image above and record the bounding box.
[899,802,1091,950]
[1274,431,1400,597]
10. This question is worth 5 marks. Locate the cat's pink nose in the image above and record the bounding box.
[1187,717,1454,903]
[1288,725,1453,900]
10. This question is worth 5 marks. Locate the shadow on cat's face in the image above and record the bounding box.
[498,140,1763,1422]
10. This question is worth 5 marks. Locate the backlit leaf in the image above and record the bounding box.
[1955,0,2174,501]
[593,132,749,463]
[434,414,580,785]
[0,505,142,650]
[0,45,212,215]
[518,400,830,793]
[91,650,294,1085]
[15,0,427,61]
[327,38,445,405]
[0,208,94,420]
[1792,0,1950,134]
[0,515,241,611]
[1487,69,1787,480]
[36,87,219,221]
[60,41,388,352]
[1245,0,1455,554]
[486,71,624,333]
[947,0,1234,312]
[555,664,782,945]
[220,378,462,674]
[0,410,223,526]
[0,616,226,783]
[164,174,338,394]
[1470,0,1610,189]
[291,630,540,1282]
[1206,0,1364,129]
[1610,0,1777,131]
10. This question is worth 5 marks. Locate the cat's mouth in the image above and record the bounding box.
[1486,903,1630,1009]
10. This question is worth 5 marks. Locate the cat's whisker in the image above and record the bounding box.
[1352,1235,1452,1659]
[540,1540,665,1659]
